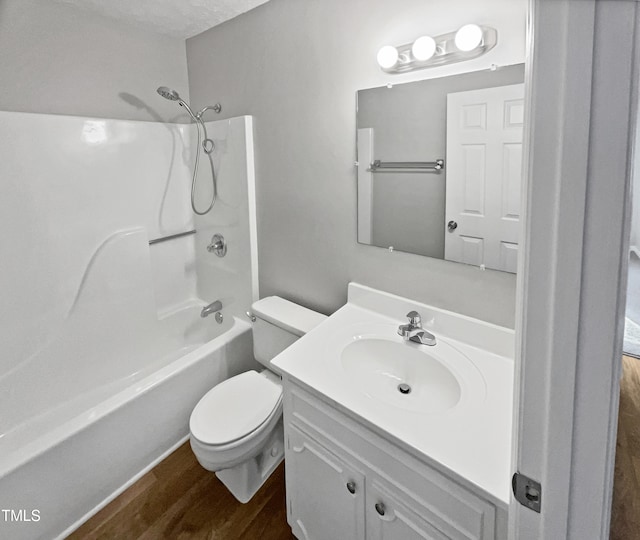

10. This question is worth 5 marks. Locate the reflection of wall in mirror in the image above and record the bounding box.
[357,64,524,259]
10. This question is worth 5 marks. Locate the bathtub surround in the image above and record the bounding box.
[0,0,189,123]
[186,0,527,328]
[0,112,259,539]
[194,119,260,315]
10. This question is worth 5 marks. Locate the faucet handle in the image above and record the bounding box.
[406,311,421,326]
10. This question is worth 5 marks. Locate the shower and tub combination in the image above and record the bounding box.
[0,93,258,539]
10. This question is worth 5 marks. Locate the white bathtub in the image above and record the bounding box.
[0,304,258,540]
[0,112,259,540]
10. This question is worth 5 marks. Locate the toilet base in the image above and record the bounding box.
[216,420,284,503]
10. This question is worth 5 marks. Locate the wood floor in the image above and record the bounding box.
[68,355,640,539]
[67,443,295,540]
[611,355,640,540]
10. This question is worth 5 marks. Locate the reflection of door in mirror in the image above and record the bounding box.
[445,83,525,273]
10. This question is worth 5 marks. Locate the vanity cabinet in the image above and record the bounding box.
[287,425,366,540]
[283,382,507,540]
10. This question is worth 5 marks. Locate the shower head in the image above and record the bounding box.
[157,86,180,101]
[157,85,199,121]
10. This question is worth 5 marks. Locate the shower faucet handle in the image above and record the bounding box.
[207,233,227,257]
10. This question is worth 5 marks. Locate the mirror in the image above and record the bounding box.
[356,63,525,273]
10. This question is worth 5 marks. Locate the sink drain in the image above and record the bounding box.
[397,383,412,395]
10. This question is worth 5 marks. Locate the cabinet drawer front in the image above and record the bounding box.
[286,425,366,540]
[367,478,450,540]
[285,384,498,540]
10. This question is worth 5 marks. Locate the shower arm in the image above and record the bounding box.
[196,104,222,120]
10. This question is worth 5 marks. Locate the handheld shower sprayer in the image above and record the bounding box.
[156,86,222,215]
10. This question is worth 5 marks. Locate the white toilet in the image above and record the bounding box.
[189,296,326,503]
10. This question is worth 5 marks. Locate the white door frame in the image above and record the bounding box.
[512,0,639,538]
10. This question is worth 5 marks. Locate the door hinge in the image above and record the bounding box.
[512,472,541,513]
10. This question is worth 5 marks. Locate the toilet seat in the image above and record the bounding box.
[190,370,283,447]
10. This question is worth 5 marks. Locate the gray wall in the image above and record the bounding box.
[358,65,525,257]
[0,0,190,123]
[187,0,527,327]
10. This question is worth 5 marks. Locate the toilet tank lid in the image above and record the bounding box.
[251,296,327,337]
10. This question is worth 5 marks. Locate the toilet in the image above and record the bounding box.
[189,296,326,503]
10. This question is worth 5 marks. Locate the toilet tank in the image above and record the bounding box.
[251,296,327,370]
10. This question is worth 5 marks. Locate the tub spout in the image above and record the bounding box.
[201,300,222,318]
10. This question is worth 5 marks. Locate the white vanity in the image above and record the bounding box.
[272,283,514,540]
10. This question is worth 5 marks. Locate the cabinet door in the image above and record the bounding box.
[366,478,450,540]
[285,425,365,540]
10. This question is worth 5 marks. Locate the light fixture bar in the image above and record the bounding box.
[379,26,497,74]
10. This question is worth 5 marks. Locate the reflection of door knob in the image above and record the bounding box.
[447,220,458,232]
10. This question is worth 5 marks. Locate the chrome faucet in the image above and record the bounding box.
[201,299,222,318]
[397,311,436,346]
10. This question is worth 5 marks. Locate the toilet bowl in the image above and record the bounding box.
[189,296,326,503]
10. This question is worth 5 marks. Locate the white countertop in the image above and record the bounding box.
[272,283,515,506]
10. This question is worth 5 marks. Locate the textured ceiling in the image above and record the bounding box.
[53,0,270,39]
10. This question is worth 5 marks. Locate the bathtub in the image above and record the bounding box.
[0,303,258,540]
[0,112,259,539]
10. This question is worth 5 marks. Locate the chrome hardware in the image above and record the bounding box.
[215,312,223,324]
[246,311,257,322]
[197,103,222,117]
[397,311,436,346]
[346,482,356,494]
[375,502,386,516]
[398,383,412,394]
[201,300,222,318]
[447,220,458,232]
[207,234,227,257]
[149,229,196,246]
[202,138,215,154]
[367,159,444,173]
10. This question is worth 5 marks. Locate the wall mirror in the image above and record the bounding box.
[356,63,525,273]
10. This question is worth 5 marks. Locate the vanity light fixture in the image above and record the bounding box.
[376,45,400,69]
[376,24,497,74]
[411,36,437,61]
[454,24,484,52]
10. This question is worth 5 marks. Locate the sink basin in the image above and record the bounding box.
[341,338,463,413]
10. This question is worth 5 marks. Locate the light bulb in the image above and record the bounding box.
[455,24,483,52]
[411,36,436,61]
[377,45,399,69]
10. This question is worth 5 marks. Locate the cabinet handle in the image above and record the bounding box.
[375,502,386,516]
[346,481,356,494]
